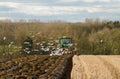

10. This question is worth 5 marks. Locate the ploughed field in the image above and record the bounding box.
[0,55,72,79]
[71,55,120,79]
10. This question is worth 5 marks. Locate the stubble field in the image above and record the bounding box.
[71,55,120,79]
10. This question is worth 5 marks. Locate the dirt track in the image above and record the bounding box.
[71,55,120,79]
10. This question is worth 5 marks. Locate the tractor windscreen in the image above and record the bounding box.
[60,38,72,44]
[59,38,72,48]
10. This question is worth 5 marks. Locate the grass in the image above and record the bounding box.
[0,45,20,55]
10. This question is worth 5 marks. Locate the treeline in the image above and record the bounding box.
[0,20,120,55]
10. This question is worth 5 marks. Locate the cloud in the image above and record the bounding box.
[57,0,79,3]
[83,0,111,3]
[56,0,112,3]
[0,16,10,20]
[0,2,19,8]
[0,2,104,16]
[0,1,119,17]
[0,1,120,22]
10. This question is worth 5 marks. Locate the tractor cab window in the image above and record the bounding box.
[59,38,72,48]
[60,38,72,44]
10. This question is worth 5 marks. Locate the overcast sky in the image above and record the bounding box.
[0,0,120,22]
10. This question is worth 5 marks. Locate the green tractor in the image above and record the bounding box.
[59,36,76,54]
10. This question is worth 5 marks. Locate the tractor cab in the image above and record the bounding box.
[59,37,72,48]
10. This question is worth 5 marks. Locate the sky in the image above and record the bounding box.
[0,0,120,22]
